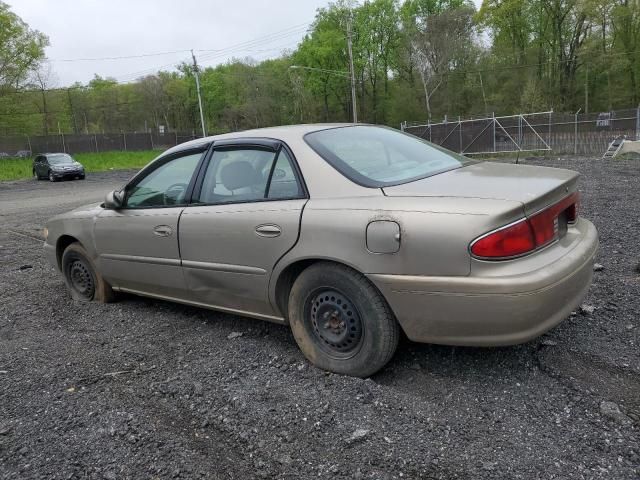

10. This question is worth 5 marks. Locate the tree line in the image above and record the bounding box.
[1,0,640,137]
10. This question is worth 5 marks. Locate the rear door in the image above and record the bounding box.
[94,148,206,298]
[179,140,307,318]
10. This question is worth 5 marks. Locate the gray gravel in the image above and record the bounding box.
[0,158,638,479]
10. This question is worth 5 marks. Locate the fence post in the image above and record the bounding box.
[548,111,552,152]
[636,105,640,140]
[122,131,127,151]
[492,112,496,153]
[149,131,154,150]
[574,108,581,155]
[519,115,523,146]
[458,116,462,153]
[25,134,32,153]
[94,134,99,153]
[175,131,178,146]
[58,122,66,153]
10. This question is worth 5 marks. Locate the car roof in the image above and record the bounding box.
[163,123,354,156]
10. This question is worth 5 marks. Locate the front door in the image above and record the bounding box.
[35,156,46,177]
[179,144,307,318]
[94,149,205,298]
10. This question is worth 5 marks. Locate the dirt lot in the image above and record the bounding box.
[0,158,638,479]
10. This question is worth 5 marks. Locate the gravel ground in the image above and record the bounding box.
[0,158,638,479]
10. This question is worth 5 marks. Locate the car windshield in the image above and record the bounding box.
[304,125,474,187]
[48,154,75,165]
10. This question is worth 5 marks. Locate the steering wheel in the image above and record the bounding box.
[163,183,188,205]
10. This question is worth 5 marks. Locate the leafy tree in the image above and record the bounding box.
[0,1,48,90]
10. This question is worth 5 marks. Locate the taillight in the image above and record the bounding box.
[471,192,579,260]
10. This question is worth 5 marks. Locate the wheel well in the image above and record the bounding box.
[56,235,79,269]
[274,259,365,321]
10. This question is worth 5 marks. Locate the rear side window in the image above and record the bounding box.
[196,147,304,204]
[304,125,474,187]
[267,149,304,200]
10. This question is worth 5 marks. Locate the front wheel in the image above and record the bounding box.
[61,242,115,303]
[48,171,56,182]
[288,262,399,377]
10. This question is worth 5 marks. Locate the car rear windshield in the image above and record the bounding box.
[304,125,474,187]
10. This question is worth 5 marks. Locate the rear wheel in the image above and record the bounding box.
[61,243,115,303]
[33,169,40,180]
[288,262,399,377]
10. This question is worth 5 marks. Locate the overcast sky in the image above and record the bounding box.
[7,0,483,87]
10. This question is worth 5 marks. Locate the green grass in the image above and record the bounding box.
[0,150,161,181]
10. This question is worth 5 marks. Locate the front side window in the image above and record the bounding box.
[196,147,303,204]
[304,125,474,187]
[125,152,202,208]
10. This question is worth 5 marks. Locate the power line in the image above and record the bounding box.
[44,22,309,64]
[49,50,192,62]
[115,22,311,82]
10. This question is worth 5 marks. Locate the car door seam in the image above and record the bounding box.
[267,199,309,313]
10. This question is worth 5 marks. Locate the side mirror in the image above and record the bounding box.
[104,190,124,209]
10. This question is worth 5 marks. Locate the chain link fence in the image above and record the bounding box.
[0,132,199,157]
[402,107,640,156]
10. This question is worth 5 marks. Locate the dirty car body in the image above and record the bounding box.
[44,124,598,376]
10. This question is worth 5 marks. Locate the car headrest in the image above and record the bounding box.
[220,161,259,191]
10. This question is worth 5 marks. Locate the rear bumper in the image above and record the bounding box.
[368,219,599,346]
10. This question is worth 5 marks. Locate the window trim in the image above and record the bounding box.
[189,139,308,207]
[120,145,211,210]
[303,125,474,188]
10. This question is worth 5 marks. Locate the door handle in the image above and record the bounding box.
[255,224,281,237]
[153,225,173,237]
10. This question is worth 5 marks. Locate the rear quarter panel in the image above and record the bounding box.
[269,195,526,310]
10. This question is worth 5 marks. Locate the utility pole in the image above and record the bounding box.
[479,72,488,115]
[585,63,589,115]
[346,16,357,124]
[191,49,207,137]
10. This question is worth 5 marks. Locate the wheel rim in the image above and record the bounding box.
[306,289,364,358]
[49,172,54,181]
[67,259,95,299]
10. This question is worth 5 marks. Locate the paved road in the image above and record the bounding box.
[0,163,638,479]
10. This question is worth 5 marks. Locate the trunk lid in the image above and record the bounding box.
[382,161,579,215]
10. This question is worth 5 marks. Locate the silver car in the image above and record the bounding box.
[44,125,598,377]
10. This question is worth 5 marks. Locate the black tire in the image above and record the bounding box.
[33,170,40,180]
[48,170,56,182]
[61,242,115,303]
[288,262,399,377]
